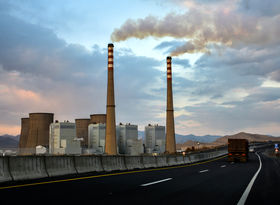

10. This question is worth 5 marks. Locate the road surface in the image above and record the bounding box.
[0,148,279,205]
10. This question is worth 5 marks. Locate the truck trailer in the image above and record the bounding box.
[228,139,249,162]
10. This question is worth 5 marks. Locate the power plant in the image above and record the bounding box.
[18,44,177,156]
[105,43,117,155]
[165,56,176,154]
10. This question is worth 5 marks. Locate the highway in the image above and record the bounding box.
[0,148,279,205]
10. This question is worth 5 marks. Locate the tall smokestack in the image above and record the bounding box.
[165,56,176,154]
[105,43,117,155]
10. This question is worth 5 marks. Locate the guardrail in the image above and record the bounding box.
[0,148,228,183]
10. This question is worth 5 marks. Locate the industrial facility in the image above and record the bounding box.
[75,118,90,148]
[144,124,166,154]
[49,121,81,155]
[18,118,29,150]
[90,114,106,124]
[88,123,106,154]
[18,43,176,156]
[117,123,143,155]
[18,113,54,154]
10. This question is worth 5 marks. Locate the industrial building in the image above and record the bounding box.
[88,123,106,154]
[22,113,54,154]
[90,114,106,124]
[19,117,29,149]
[88,123,143,155]
[49,121,81,155]
[144,124,166,154]
[75,118,90,148]
[117,123,143,155]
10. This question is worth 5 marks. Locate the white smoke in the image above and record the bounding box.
[111,1,280,56]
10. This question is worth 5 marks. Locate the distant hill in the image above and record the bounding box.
[138,131,220,143]
[0,135,19,148]
[214,132,280,145]
[176,132,280,151]
[176,140,208,150]
[175,134,221,143]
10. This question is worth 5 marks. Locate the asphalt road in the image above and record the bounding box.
[0,148,279,205]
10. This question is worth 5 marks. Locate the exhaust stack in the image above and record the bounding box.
[165,56,176,154]
[105,43,117,155]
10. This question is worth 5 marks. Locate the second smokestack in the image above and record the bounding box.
[105,43,117,155]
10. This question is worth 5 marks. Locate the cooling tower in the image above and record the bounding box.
[105,43,117,155]
[90,114,106,124]
[165,56,176,154]
[26,113,54,149]
[75,118,90,148]
[19,118,29,149]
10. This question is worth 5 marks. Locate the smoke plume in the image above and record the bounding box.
[111,3,279,56]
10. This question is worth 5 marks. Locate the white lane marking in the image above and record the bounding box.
[140,178,173,187]
[199,169,209,173]
[221,165,226,168]
[231,162,235,164]
[237,152,262,205]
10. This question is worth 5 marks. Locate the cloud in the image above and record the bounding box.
[238,0,280,17]
[0,10,168,134]
[1,0,280,137]
[111,0,280,56]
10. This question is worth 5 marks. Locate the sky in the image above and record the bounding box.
[0,0,280,136]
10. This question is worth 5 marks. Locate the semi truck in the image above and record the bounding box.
[228,139,249,162]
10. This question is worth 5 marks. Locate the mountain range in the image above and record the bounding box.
[0,135,20,148]
[177,132,280,151]
[1,132,279,149]
[138,131,221,143]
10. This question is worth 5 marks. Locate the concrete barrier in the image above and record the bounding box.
[167,156,177,166]
[207,151,217,159]
[189,154,201,163]
[0,157,12,182]
[142,156,157,168]
[74,156,103,173]
[45,156,76,177]
[0,149,229,183]
[9,156,48,181]
[124,156,143,170]
[184,155,191,164]
[156,156,167,167]
[176,156,184,165]
[101,156,127,172]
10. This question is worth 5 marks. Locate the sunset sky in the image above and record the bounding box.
[1,0,280,136]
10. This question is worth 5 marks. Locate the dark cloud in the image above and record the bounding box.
[238,0,280,17]
[269,70,280,82]
[184,92,280,133]
[195,46,280,81]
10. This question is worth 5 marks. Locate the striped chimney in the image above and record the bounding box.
[105,43,117,155]
[165,56,176,154]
